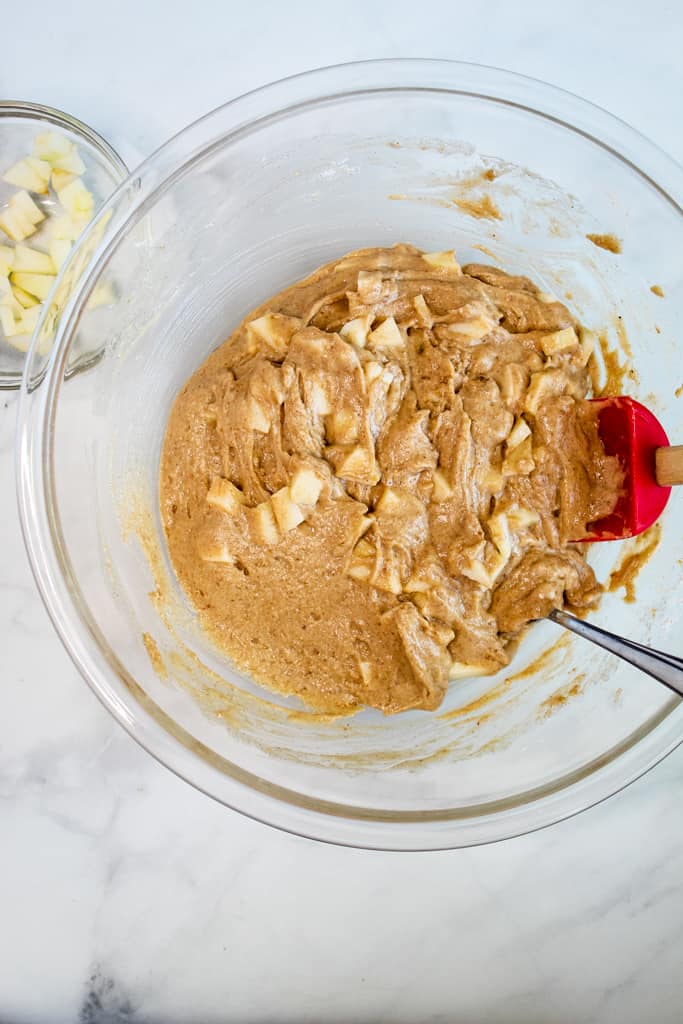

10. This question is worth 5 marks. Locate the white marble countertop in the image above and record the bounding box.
[2,2,682,1021]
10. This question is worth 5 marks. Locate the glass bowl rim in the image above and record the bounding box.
[15,58,683,851]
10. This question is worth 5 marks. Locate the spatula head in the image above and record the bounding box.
[584,396,671,541]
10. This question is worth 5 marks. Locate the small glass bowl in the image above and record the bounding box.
[16,61,683,850]
[0,100,127,389]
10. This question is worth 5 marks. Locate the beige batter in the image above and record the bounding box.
[160,245,622,714]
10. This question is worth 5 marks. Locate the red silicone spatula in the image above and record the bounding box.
[584,396,682,541]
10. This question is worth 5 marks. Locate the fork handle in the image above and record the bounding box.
[656,444,683,486]
[549,608,683,698]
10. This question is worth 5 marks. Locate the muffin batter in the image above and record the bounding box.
[160,245,622,714]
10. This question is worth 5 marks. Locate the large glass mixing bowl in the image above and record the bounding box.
[16,61,683,850]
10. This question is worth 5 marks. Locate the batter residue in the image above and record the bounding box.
[160,245,621,714]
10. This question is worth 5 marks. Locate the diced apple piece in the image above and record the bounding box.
[1,276,23,315]
[368,316,403,351]
[0,245,15,276]
[270,487,305,533]
[461,558,491,588]
[448,661,492,679]
[499,363,528,408]
[356,270,383,303]
[3,159,48,194]
[25,157,52,184]
[289,466,323,507]
[339,315,372,348]
[445,315,494,341]
[502,435,535,476]
[507,504,540,529]
[12,285,39,309]
[326,409,358,444]
[49,239,72,271]
[374,486,402,514]
[206,477,246,515]
[34,131,74,162]
[8,304,42,337]
[540,326,578,356]
[334,444,380,485]
[347,561,372,581]
[346,525,376,582]
[198,538,234,564]
[12,245,55,274]
[51,169,78,192]
[413,293,432,326]
[431,469,453,502]
[11,190,45,225]
[53,148,86,176]
[306,380,331,416]
[251,501,280,546]
[524,369,567,414]
[0,206,36,242]
[479,467,503,492]
[363,360,383,385]
[373,558,403,596]
[488,513,511,561]
[0,305,18,337]
[246,312,300,358]
[422,250,462,274]
[58,178,94,217]
[245,397,270,433]
[506,416,531,450]
[87,283,116,309]
[11,272,55,301]
[49,214,84,241]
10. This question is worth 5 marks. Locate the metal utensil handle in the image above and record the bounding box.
[549,609,683,698]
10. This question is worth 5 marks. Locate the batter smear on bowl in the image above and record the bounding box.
[160,245,622,714]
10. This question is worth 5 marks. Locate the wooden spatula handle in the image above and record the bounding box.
[656,445,683,487]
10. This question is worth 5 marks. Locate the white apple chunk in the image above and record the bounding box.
[33,131,74,163]
[448,661,492,679]
[12,285,39,309]
[53,149,86,176]
[0,305,18,337]
[270,487,305,533]
[431,469,453,502]
[339,315,372,349]
[206,477,246,515]
[540,326,578,357]
[49,214,85,241]
[197,538,234,565]
[25,157,51,185]
[11,190,45,225]
[49,239,72,271]
[250,501,280,546]
[505,417,531,450]
[0,208,33,242]
[506,504,539,529]
[367,316,404,352]
[3,159,48,195]
[51,169,78,192]
[422,250,462,274]
[0,246,15,276]
[0,276,22,316]
[12,245,55,274]
[289,466,323,507]
[10,272,56,301]
[57,178,94,218]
